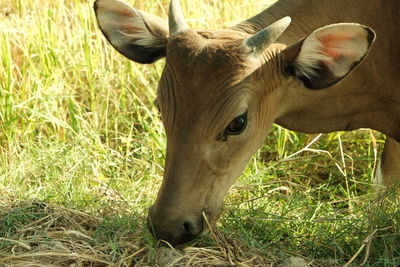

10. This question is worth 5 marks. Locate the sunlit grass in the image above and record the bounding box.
[1,0,399,266]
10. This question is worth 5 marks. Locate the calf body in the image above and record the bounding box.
[235,0,400,139]
[94,0,400,245]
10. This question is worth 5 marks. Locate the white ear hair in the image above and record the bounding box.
[293,36,330,79]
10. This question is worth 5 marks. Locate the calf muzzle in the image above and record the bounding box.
[147,206,204,246]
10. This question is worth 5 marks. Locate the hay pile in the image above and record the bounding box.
[0,201,139,266]
[0,200,311,266]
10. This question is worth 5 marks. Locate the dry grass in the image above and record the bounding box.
[0,200,120,266]
[0,199,311,267]
[2,194,399,266]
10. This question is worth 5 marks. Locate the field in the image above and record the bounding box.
[1,0,399,266]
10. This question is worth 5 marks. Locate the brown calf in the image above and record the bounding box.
[94,0,400,245]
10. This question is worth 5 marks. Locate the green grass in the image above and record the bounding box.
[1,0,399,266]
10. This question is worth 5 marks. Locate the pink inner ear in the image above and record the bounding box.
[319,34,352,60]
[120,25,143,34]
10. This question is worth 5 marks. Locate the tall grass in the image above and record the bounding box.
[1,0,399,266]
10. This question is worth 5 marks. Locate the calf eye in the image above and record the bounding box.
[226,111,247,135]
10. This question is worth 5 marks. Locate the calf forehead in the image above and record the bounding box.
[158,30,253,126]
[165,31,249,87]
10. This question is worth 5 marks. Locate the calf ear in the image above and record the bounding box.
[94,0,169,64]
[283,23,375,89]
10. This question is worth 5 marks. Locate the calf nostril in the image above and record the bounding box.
[182,221,196,235]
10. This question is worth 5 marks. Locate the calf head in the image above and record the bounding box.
[94,0,375,245]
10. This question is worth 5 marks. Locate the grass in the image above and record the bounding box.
[0,0,399,266]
